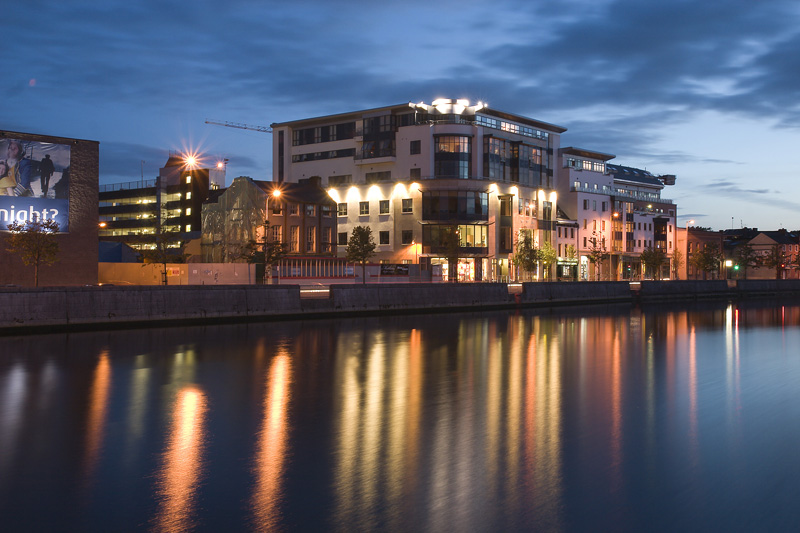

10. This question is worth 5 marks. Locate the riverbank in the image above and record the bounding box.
[2,279,800,335]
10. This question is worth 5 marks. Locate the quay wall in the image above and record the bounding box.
[3,280,800,334]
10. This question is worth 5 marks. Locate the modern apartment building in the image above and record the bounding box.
[271,99,565,281]
[557,148,677,280]
[99,153,225,251]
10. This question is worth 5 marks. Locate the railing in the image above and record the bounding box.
[100,179,157,193]
[571,184,673,204]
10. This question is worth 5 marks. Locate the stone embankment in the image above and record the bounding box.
[2,280,800,334]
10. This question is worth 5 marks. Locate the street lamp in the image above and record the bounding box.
[264,189,282,285]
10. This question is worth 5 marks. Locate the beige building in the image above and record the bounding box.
[271,99,565,281]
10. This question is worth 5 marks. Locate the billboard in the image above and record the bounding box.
[0,138,70,232]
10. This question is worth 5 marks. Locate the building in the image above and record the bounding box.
[99,153,225,251]
[271,99,565,282]
[201,175,337,266]
[556,148,677,280]
[745,230,799,279]
[677,227,724,280]
[0,130,99,286]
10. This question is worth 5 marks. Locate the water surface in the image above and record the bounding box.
[2,301,800,531]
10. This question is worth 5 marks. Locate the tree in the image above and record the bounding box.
[5,218,60,287]
[587,232,609,281]
[762,244,787,280]
[513,230,538,281]
[538,241,558,282]
[734,243,758,280]
[261,221,288,284]
[689,243,722,280]
[441,225,462,282]
[345,225,376,284]
[640,247,667,280]
[139,226,186,285]
[671,249,684,280]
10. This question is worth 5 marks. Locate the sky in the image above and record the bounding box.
[5,0,800,231]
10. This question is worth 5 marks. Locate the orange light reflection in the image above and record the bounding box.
[154,386,207,533]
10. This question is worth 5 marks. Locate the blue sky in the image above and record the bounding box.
[5,0,800,231]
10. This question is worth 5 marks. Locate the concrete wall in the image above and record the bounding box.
[0,285,302,329]
[330,283,511,312]
[521,281,630,303]
[637,280,733,299]
[99,262,257,286]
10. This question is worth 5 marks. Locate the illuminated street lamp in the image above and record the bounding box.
[612,211,620,280]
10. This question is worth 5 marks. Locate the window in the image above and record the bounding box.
[402,230,413,245]
[289,203,298,216]
[583,199,589,210]
[402,198,413,213]
[379,231,389,245]
[583,237,587,247]
[584,219,587,229]
[593,200,597,211]
[435,135,471,179]
[359,201,369,215]
[338,232,348,245]
[290,226,299,252]
[322,205,331,217]
[410,168,421,179]
[185,224,191,231]
[328,174,352,186]
[271,224,281,242]
[307,226,316,252]
[365,171,391,183]
[185,175,191,184]
[185,208,191,216]
[602,201,607,212]
[410,140,421,155]
[338,203,347,216]
[186,192,191,200]
[602,221,606,231]
[379,200,390,214]
[306,205,315,216]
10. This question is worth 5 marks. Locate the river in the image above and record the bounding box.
[2,300,800,532]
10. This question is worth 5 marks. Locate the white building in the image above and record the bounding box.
[271,99,565,281]
[557,147,677,280]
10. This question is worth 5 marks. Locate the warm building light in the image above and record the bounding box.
[612,212,620,218]
[537,189,546,201]
[272,189,281,198]
[549,191,558,203]
[393,183,408,197]
[185,156,197,168]
[346,186,361,203]
[489,183,499,194]
[328,188,341,202]
[409,182,420,192]
[510,186,518,196]
[217,161,224,169]
[99,222,107,228]
[367,185,383,201]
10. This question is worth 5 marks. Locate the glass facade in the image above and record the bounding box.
[434,135,471,179]
[421,190,488,222]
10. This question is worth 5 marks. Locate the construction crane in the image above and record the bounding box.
[205,119,272,133]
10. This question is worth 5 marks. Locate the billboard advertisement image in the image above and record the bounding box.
[0,138,70,232]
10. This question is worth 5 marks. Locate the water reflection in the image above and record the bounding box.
[251,350,292,531]
[2,301,800,531]
[83,352,111,485]
[154,386,207,533]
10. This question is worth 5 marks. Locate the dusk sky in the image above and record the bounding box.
[6,0,800,231]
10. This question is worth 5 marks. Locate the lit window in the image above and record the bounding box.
[379,200,390,214]
[185,175,191,184]
[338,203,347,216]
[359,201,369,215]
[186,192,191,200]
[186,208,191,216]
[185,224,191,231]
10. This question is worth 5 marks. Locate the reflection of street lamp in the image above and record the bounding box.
[612,211,620,280]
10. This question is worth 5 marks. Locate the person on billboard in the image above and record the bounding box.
[5,140,32,196]
[0,160,15,195]
[39,153,55,197]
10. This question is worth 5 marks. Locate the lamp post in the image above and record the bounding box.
[612,211,620,280]
[684,219,694,280]
[264,189,282,285]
